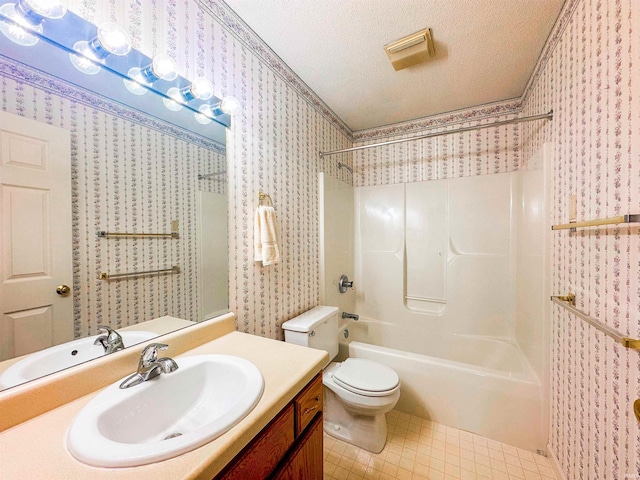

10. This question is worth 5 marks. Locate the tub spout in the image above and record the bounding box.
[342,312,359,321]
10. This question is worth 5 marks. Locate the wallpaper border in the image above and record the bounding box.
[0,55,226,154]
[352,98,523,142]
[207,0,580,144]
[520,0,582,105]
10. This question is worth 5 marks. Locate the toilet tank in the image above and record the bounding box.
[281,306,339,361]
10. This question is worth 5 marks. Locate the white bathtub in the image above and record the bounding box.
[346,325,546,452]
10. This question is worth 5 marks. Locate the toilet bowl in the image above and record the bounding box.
[323,359,400,452]
[282,306,400,452]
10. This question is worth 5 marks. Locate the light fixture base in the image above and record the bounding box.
[384,28,435,71]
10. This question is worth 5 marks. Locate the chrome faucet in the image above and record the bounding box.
[93,325,124,354]
[119,343,179,389]
[342,312,359,321]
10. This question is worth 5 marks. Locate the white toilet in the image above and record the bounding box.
[282,306,400,453]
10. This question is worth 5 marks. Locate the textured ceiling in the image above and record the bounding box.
[222,0,565,131]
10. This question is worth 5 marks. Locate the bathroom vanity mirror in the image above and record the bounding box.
[0,3,229,390]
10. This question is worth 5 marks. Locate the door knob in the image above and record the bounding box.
[56,285,71,296]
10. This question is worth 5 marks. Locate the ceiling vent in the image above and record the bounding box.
[384,28,436,71]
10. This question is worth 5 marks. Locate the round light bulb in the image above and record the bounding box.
[190,77,213,100]
[0,3,41,46]
[220,96,241,116]
[95,21,131,56]
[151,54,178,81]
[123,67,149,95]
[195,105,212,125]
[163,87,184,111]
[68,40,101,75]
[17,0,67,22]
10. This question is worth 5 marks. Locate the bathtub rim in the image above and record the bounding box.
[347,339,541,387]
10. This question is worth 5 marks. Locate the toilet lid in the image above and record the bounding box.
[332,358,399,396]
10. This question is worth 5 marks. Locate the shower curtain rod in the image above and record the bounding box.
[319,110,553,158]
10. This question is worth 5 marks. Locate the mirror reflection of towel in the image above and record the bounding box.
[254,205,280,266]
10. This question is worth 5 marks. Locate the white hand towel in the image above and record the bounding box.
[254,205,280,266]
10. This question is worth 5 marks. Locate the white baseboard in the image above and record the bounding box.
[547,444,567,480]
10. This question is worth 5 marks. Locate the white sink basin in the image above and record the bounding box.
[66,354,264,467]
[0,331,156,389]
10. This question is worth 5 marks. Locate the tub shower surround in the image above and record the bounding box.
[0,58,226,340]
[345,169,547,452]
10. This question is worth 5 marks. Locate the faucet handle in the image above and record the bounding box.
[139,343,169,367]
[94,325,114,348]
[97,325,115,335]
[95,325,124,353]
[96,325,121,342]
[338,275,354,293]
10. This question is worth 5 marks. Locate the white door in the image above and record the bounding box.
[0,111,72,361]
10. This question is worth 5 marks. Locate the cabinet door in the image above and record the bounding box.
[216,404,295,480]
[272,414,323,480]
[294,374,322,436]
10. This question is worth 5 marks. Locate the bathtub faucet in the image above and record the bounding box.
[342,312,359,321]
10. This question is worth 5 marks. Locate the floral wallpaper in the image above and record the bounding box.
[521,0,640,478]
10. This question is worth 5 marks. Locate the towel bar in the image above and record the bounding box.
[552,214,640,230]
[97,221,179,239]
[551,295,640,350]
[99,266,180,281]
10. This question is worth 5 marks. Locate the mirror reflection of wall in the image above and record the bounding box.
[0,52,227,370]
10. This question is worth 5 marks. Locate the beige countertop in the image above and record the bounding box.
[0,328,327,479]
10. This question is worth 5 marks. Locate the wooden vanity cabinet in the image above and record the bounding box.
[271,415,323,480]
[214,373,323,480]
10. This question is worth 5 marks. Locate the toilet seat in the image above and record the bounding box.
[332,358,399,397]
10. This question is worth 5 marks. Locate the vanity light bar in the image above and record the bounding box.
[0,5,237,123]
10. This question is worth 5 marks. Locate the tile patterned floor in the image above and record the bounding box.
[323,410,557,480]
